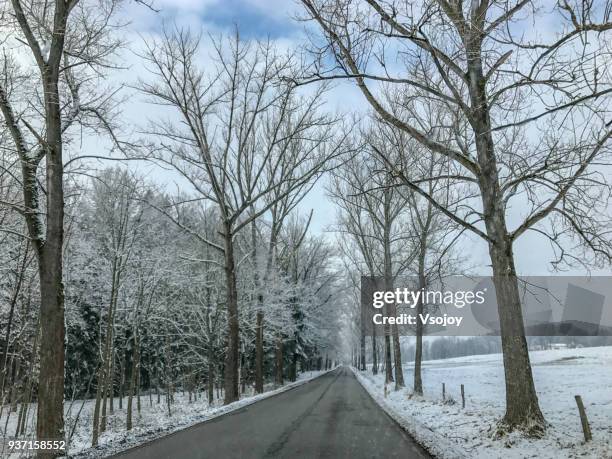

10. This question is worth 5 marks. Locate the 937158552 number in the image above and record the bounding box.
[7,440,66,452]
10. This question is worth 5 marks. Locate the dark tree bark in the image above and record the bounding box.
[222,225,240,404]
[468,43,544,432]
[413,269,425,395]
[360,315,366,371]
[289,348,298,382]
[275,334,283,386]
[36,9,68,452]
[383,191,403,388]
[488,232,544,432]
[1,2,73,453]
[371,325,378,375]
[254,310,264,393]
[207,360,214,405]
[126,335,139,431]
[383,329,393,384]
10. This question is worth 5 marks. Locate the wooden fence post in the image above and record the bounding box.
[575,395,592,442]
[442,383,445,401]
[461,384,465,408]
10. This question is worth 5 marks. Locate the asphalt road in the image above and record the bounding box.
[110,367,432,459]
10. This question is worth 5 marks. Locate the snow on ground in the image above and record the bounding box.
[354,346,612,459]
[0,370,330,459]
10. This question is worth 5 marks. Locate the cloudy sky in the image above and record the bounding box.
[105,0,607,278]
[125,0,303,38]
[115,0,364,235]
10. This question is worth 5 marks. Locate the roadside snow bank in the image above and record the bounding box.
[353,346,612,459]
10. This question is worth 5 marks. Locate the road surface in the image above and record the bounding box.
[110,367,432,459]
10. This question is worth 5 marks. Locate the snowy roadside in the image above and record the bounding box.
[69,368,333,458]
[351,367,470,459]
[352,347,612,459]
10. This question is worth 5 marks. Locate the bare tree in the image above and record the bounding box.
[300,0,612,435]
[368,117,465,395]
[89,168,145,445]
[329,143,416,388]
[252,141,324,393]
[275,213,340,381]
[138,28,345,403]
[329,157,390,378]
[0,0,125,450]
[124,222,168,432]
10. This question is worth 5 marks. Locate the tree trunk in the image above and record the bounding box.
[383,331,393,384]
[10,355,22,413]
[100,383,107,433]
[164,335,173,417]
[413,309,424,395]
[119,355,125,410]
[91,364,104,446]
[12,17,69,454]
[222,225,240,404]
[383,189,402,387]
[166,381,172,417]
[489,237,545,434]
[289,350,298,382]
[413,299,423,395]
[371,321,378,375]
[275,334,283,386]
[1,54,66,456]
[413,251,426,395]
[253,218,279,395]
[126,339,138,431]
[254,310,264,393]
[239,351,246,395]
[360,316,366,371]
[100,265,120,434]
[36,111,66,457]
[136,360,141,414]
[390,315,403,388]
[207,347,214,405]
[463,33,545,432]
[36,74,67,451]
[109,349,115,414]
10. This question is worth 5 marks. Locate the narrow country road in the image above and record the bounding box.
[109,367,432,459]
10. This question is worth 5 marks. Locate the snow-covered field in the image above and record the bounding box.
[355,346,612,459]
[0,370,330,458]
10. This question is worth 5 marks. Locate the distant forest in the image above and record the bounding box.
[401,336,612,362]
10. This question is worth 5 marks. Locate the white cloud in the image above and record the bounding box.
[243,0,301,19]
[155,0,217,13]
